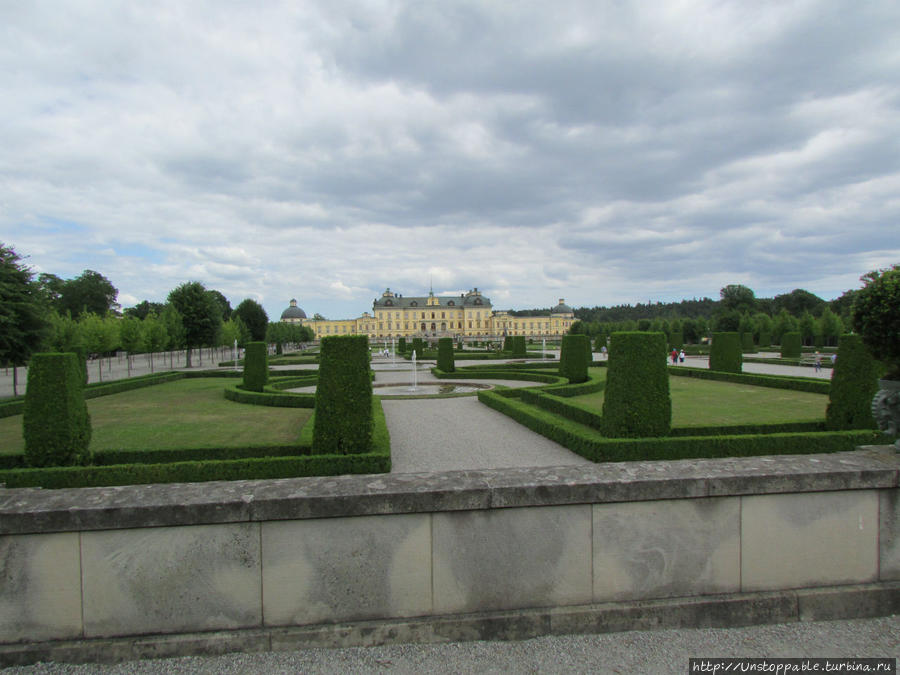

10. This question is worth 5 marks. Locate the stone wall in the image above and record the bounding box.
[2,448,899,665]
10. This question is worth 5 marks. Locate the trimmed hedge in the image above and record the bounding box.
[709,332,742,374]
[478,389,885,463]
[512,336,527,358]
[741,332,755,352]
[0,397,391,488]
[602,332,671,438]
[313,335,373,454]
[559,334,589,384]
[781,332,802,359]
[437,337,455,373]
[669,366,830,394]
[411,338,425,358]
[668,330,683,350]
[825,334,879,430]
[23,353,92,467]
[242,341,268,392]
[224,382,316,408]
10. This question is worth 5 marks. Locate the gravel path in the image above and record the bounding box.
[384,396,592,473]
[4,616,897,674]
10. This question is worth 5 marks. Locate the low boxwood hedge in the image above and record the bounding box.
[0,398,390,489]
[668,366,830,394]
[478,389,885,463]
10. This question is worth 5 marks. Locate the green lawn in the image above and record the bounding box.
[0,378,312,456]
[571,372,827,427]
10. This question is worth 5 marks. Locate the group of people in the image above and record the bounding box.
[670,348,686,365]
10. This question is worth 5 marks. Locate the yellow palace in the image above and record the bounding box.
[280,288,575,341]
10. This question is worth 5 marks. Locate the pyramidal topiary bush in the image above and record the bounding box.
[23,352,92,467]
[312,335,373,454]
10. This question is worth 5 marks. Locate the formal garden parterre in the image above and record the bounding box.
[0,331,891,490]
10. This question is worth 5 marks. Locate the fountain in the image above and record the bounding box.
[542,338,546,361]
[408,350,418,392]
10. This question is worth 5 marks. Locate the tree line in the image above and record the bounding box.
[1,243,313,394]
[572,284,855,347]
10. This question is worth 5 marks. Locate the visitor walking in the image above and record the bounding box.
[670,348,678,365]
[679,349,685,363]
[814,351,822,372]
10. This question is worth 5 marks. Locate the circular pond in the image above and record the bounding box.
[374,382,493,396]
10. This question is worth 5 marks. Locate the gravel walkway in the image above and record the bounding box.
[384,397,591,473]
[4,616,897,674]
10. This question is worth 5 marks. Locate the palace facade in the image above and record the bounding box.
[280,288,575,341]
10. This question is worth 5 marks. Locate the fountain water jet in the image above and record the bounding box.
[408,350,419,392]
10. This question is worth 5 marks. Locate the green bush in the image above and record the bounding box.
[781,332,802,359]
[437,337,455,373]
[313,335,373,454]
[398,337,407,353]
[758,331,772,348]
[851,265,900,378]
[479,389,884,463]
[741,332,755,352]
[23,353,92,467]
[559,334,589,384]
[512,336,527,357]
[411,338,424,358]
[826,334,879,430]
[602,332,671,438]
[669,366,830,394]
[503,336,513,352]
[668,330,684,350]
[709,332,742,373]
[242,341,268,392]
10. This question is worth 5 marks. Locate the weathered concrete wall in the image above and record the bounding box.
[2,448,899,665]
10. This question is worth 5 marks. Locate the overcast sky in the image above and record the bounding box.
[2,1,899,321]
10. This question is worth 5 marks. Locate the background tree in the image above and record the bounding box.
[35,272,65,309]
[124,300,166,320]
[119,315,144,376]
[141,312,169,372]
[0,243,49,395]
[798,311,819,347]
[207,290,233,321]
[167,282,221,367]
[819,307,843,347]
[234,298,269,342]
[773,288,826,317]
[57,269,118,318]
[79,313,118,382]
[720,284,756,314]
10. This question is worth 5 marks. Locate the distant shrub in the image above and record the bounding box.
[242,342,268,392]
[503,336,513,352]
[741,332,755,352]
[398,337,407,353]
[710,332,742,373]
[668,330,683,350]
[23,353,92,467]
[758,331,772,348]
[313,335,373,454]
[411,338,424,358]
[826,334,879,430]
[512,336,527,357]
[559,334,589,384]
[781,332,802,359]
[602,332,671,438]
[437,337,455,373]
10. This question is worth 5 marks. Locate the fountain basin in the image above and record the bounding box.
[375,382,493,396]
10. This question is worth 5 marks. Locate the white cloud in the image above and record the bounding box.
[1,0,899,321]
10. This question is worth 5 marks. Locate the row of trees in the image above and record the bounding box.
[1,244,314,394]
[572,285,848,347]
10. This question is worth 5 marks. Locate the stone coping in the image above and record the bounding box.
[1,448,897,536]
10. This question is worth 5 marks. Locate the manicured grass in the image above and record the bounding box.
[570,373,827,427]
[0,378,312,456]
